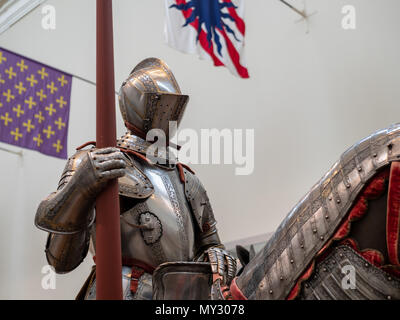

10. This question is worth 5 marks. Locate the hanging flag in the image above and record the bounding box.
[165,0,249,78]
[0,47,72,159]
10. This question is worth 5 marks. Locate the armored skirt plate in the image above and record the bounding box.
[299,245,400,300]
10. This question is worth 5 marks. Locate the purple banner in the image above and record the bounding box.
[0,47,72,159]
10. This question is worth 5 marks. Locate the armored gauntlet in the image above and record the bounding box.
[35,147,126,234]
[206,247,237,286]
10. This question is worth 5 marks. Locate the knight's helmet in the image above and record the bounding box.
[118,58,189,140]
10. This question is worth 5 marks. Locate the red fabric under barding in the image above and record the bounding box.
[286,167,390,300]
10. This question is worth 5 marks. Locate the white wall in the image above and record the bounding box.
[0,0,399,299]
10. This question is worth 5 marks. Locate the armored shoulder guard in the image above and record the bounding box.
[35,147,154,234]
[235,123,400,300]
[118,156,154,199]
[35,149,101,234]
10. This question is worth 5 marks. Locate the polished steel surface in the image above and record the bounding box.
[117,158,197,268]
[118,152,154,199]
[152,262,213,300]
[35,147,126,234]
[205,247,237,286]
[236,123,400,300]
[118,58,189,137]
[35,57,236,299]
[35,150,97,234]
[35,135,234,297]
[299,245,400,300]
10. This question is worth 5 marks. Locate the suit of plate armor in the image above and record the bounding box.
[35,58,236,300]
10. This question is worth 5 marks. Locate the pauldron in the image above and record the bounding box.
[35,147,154,234]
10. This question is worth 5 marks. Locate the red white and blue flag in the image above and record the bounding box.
[165,0,249,78]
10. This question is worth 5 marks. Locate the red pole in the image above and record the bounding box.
[95,0,123,300]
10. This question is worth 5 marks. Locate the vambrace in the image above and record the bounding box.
[181,166,222,251]
[197,218,222,250]
[193,195,223,256]
[35,150,103,234]
[182,168,237,287]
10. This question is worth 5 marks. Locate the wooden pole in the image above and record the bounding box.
[95,0,123,300]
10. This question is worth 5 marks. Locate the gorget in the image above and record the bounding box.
[117,132,178,168]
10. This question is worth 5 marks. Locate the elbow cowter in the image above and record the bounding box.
[45,231,90,274]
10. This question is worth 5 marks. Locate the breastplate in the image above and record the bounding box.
[119,161,196,268]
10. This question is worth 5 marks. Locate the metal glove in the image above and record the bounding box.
[206,247,237,286]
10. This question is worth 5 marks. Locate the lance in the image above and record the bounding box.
[95,0,123,300]
[279,0,307,19]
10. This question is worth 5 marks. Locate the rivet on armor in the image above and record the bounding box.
[346,183,350,188]
[259,283,263,288]
[388,277,392,281]
[305,283,309,288]
[357,166,362,172]
[290,259,294,264]
[336,199,341,204]
[365,263,369,267]
[300,243,304,249]
[325,215,329,219]
[328,196,332,201]
[387,296,392,300]
[339,253,343,258]
[323,268,327,272]
[280,276,283,281]
[373,153,377,157]
[313,229,317,233]
[269,290,273,294]
[320,236,324,240]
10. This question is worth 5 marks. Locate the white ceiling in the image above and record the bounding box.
[0,0,44,35]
